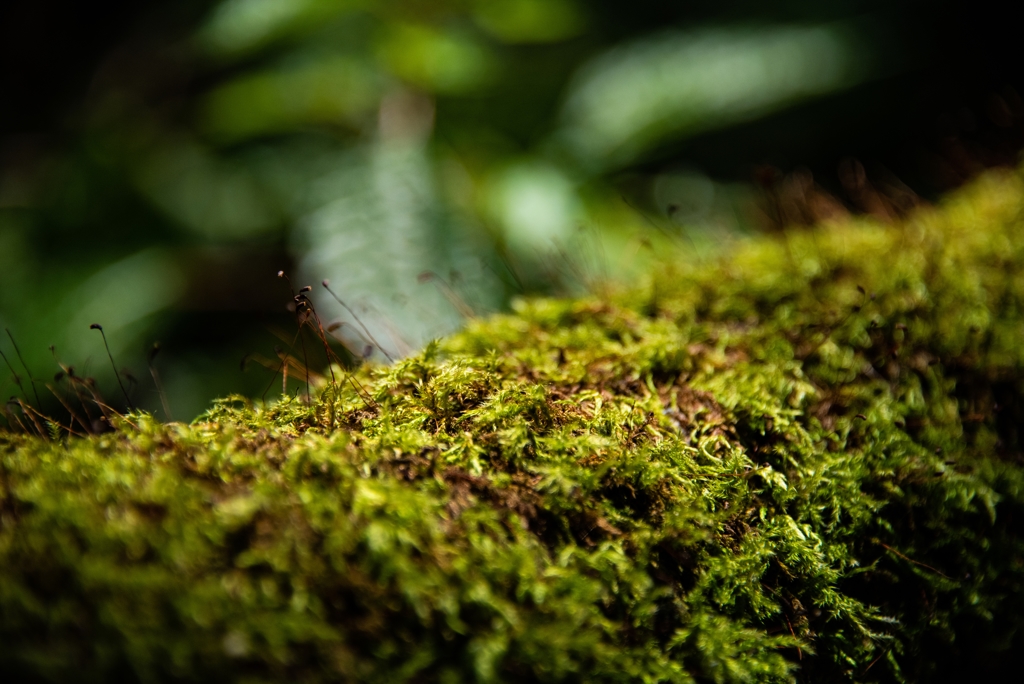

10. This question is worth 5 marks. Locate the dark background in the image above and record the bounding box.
[2,0,1022,420]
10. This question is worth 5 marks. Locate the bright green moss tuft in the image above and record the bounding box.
[3,169,1024,682]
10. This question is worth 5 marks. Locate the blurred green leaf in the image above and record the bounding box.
[201,57,382,142]
[556,24,877,170]
[200,0,362,57]
[136,142,282,237]
[377,23,497,94]
[472,0,585,44]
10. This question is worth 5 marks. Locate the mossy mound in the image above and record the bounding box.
[4,170,1024,683]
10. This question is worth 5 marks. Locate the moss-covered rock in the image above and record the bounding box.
[3,169,1024,683]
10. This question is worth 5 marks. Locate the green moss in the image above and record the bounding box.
[3,169,1024,682]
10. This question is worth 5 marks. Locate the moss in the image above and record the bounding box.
[3,168,1024,683]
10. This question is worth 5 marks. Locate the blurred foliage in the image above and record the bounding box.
[1,0,1022,418]
[4,167,1024,681]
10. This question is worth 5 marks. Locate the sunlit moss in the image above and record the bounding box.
[3,169,1024,682]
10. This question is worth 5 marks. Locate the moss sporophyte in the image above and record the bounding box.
[3,168,1024,682]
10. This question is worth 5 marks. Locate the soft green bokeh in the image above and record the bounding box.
[0,1,908,418]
